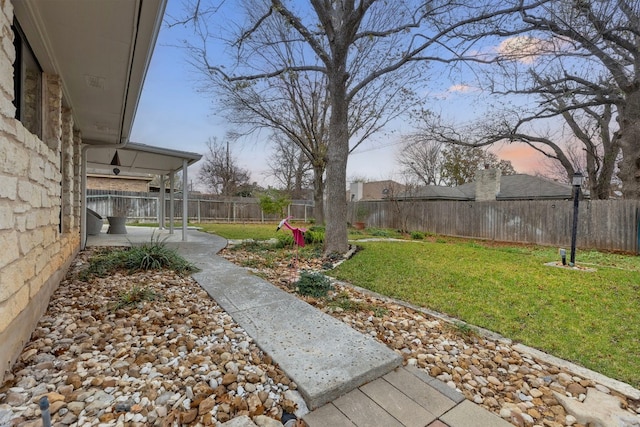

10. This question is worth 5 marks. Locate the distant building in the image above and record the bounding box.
[399,170,575,201]
[347,180,406,201]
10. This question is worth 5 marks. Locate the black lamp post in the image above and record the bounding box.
[570,171,584,266]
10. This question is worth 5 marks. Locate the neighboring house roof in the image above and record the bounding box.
[398,174,574,201]
[496,174,573,200]
[403,185,471,200]
[13,0,167,146]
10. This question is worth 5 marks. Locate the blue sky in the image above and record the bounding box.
[130,0,545,189]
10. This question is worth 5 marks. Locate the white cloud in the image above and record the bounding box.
[448,84,477,93]
[496,36,554,64]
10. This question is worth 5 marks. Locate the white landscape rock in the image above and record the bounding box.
[553,388,640,427]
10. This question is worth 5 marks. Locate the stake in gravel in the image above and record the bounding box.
[276,216,306,280]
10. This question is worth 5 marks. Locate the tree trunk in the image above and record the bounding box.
[617,92,640,199]
[592,143,619,200]
[312,164,325,225]
[323,73,350,254]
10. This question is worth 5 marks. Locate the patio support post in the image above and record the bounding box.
[182,159,188,241]
[169,172,175,234]
[80,147,88,249]
[159,174,165,229]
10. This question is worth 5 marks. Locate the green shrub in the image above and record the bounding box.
[296,271,333,297]
[411,231,425,240]
[79,234,198,280]
[126,236,198,274]
[304,226,325,244]
[369,228,391,237]
[258,190,291,217]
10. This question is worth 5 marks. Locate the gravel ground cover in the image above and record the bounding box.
[220,243,640,427]
[0,248,303,427]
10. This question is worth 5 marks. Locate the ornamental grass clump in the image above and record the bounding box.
[79,234,198,280]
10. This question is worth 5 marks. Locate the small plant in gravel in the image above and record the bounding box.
[111,284,157,311]
[295,271,333,297]
[448,321,479,339]
[126,233,198,274]
[78,250,129,280]
[328,291,388,317]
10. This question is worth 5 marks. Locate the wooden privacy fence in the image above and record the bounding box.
[86,190,314,223]
[350,199,640,254]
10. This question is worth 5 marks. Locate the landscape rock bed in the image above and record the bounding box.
[221,244,640,427]
[0,248,300,426]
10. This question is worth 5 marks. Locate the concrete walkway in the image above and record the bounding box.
[87,226,512,426]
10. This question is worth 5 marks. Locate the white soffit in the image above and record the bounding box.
[12,0,167,145]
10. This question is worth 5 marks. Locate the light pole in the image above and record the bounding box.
[570,171,585,266]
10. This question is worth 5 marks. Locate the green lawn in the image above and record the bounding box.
[196,223,640,388]
[196,222,283,240]
[330,239,640,388]
[135,221,287,241]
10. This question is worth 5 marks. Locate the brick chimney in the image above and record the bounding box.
[475,168,501,201]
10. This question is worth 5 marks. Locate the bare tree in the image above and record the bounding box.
[198,137,252,196]
[475,1,633,198]
[266,136,313,200]
[397,137,445,185]
[176,0,546,253]
[181,2,420,232]
[416,87,620,198]
[398,136,515,186]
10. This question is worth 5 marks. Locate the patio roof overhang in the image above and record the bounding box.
[84,142,202,248]
[86,142,202,176]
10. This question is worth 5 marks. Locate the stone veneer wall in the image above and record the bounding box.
[0,1,81,383]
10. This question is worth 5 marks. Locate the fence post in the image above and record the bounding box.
[197,199,201,223]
